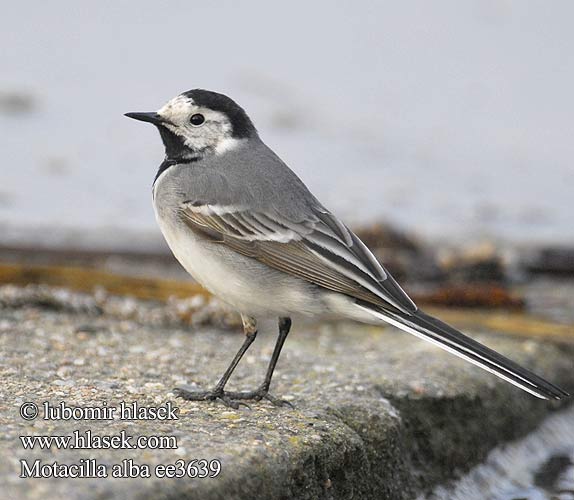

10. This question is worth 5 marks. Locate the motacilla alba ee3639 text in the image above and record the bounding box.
[125,89,569,408]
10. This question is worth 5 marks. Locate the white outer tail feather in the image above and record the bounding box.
[355,303,549,400]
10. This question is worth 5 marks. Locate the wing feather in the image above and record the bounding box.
[179,202,417,314]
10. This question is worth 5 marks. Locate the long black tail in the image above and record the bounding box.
[356,304,569,400]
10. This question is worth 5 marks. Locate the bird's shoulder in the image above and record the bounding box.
[159,139,320,223]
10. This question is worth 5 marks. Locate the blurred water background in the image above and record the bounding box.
[1,1,573,250]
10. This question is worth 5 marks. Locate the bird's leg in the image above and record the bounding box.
[174,315,258,408]
[225,317,293,407]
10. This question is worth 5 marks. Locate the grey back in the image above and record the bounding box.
[161,138,322,223]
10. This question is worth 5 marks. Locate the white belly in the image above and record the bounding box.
[153,206,323,318]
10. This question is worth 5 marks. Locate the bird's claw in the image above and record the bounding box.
[263,393,294,408]
[217,395,251,410]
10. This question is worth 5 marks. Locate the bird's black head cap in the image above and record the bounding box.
[182,89,257,139]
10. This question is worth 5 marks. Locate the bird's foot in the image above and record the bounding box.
[174,385,293,409]
[173,386,250,410]
[224,387,294,408]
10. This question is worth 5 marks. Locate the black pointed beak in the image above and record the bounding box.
[124,112,164,125]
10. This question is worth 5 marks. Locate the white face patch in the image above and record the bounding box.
[157,95,195,124]
[156,94,243,156]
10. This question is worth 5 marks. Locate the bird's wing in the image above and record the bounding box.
[179,202,417,314]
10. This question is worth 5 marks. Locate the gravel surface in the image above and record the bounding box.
[0,285,572,499]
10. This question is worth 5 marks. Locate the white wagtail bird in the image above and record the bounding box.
[126,89,569,408]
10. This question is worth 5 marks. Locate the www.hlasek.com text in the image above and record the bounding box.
[20,430,177,450]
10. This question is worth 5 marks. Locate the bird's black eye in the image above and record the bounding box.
[190,113,205,126]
